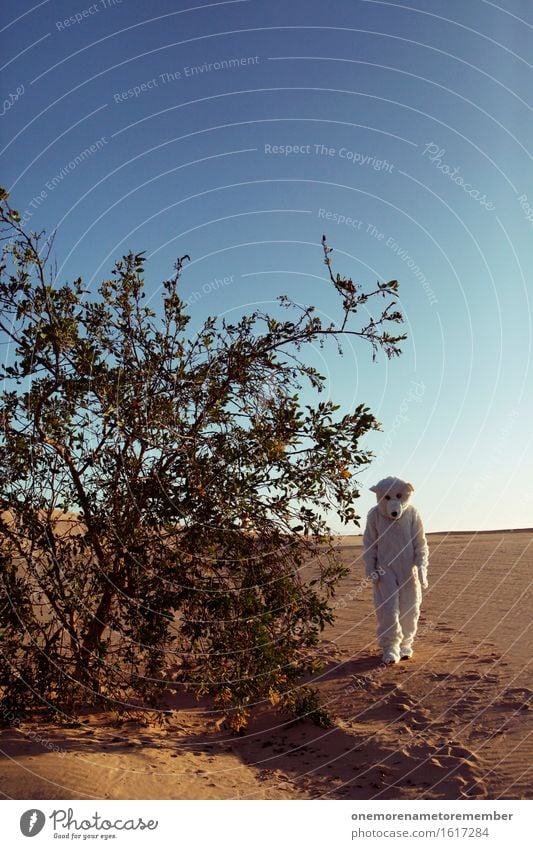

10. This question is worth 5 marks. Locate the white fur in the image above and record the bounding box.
[363,476,429,663]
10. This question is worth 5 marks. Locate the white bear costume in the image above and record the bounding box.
[363,476,429,664]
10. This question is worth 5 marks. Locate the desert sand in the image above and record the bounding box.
[1,530,531,800]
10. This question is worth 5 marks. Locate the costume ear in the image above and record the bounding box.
[370,485,379,493]
[405,482,414,493]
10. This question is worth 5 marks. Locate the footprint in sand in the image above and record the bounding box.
[494,687,533,711]
[378,741,487,799]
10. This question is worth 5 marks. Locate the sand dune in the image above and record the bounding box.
[1,530,531,800]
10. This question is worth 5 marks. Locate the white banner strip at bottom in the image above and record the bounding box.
[3,799,530,848]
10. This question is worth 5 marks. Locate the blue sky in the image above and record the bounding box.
[1,0,532,532]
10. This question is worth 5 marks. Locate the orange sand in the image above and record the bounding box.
[1,530,531,800]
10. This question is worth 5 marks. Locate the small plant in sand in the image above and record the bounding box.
[0,187,405,731]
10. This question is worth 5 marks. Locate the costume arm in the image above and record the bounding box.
[362,511,380,581]
[412,508,429,588]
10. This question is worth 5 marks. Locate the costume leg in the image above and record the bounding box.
[373,570,402,661]
[398,569,422,657]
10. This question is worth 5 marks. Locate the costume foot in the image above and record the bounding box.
[382,652,399,665]
[400,648,413,660]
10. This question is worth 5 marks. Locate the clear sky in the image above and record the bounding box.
[1,0,532,532]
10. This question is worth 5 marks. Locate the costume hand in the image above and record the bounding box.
[418,568,429,589]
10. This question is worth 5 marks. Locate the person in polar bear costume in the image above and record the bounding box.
[363,476,429,664]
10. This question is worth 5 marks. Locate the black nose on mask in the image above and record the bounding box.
[391,511,398,517]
